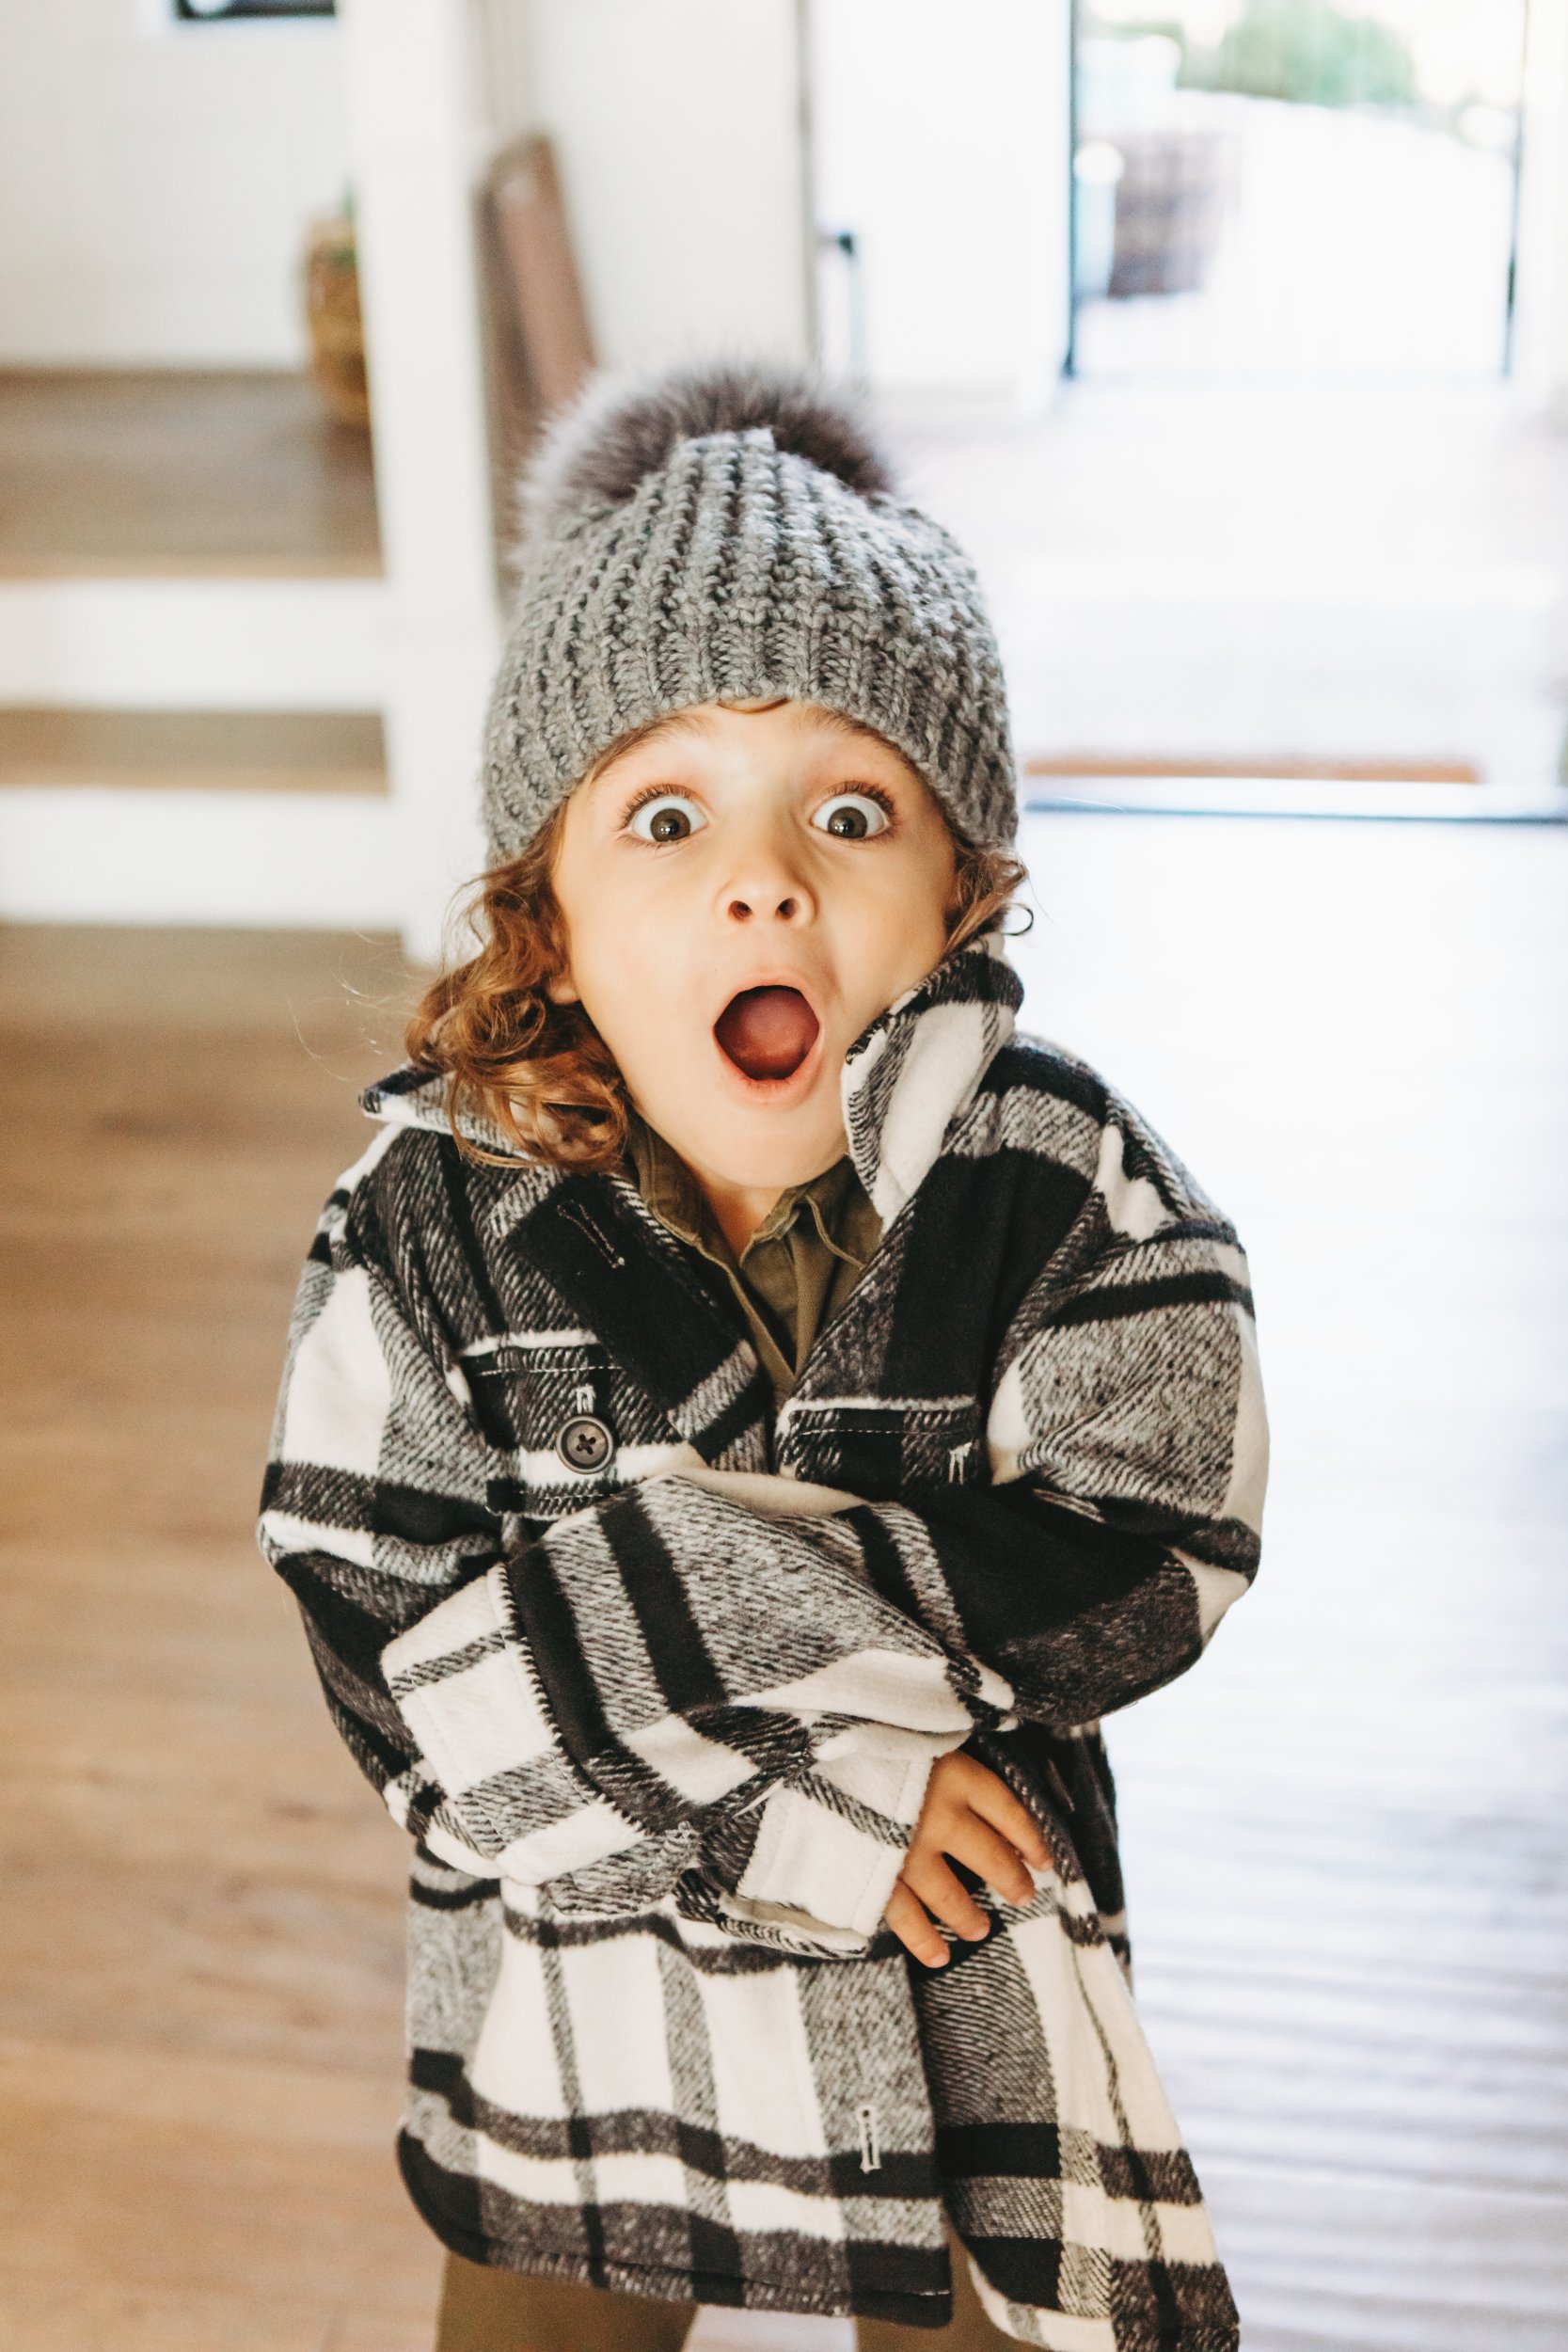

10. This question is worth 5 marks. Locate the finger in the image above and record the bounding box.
[942,1817,1037,1908]
[965,1772,1052,1870]
[885,1879,949,1967]
[900,1851,990,1940]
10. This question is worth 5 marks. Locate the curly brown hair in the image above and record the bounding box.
[407,731,1026,1173]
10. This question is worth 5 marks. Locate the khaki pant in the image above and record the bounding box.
[436,2220,1015,2350]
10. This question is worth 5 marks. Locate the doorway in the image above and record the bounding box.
[1070,0,1529,378]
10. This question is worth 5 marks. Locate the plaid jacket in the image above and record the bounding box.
[258,936,1266,2350]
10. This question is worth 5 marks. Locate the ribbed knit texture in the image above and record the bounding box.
[482,376,1019,866]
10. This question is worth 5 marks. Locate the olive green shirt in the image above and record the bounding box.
[626,1114,882,1405]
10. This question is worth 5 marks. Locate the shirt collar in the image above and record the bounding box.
[625,1110,868,1270]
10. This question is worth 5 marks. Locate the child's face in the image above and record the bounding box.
[548,700,958,1194]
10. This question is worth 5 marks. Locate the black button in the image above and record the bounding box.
[556,1414,614,1474]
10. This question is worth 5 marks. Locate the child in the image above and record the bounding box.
[259,364,1266,2352]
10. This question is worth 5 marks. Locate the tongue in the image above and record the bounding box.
[715,987,820,1082]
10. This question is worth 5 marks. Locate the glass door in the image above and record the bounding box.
[1070,0,1529,376]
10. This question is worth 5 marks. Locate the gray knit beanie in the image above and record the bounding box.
[482,361,1017,866]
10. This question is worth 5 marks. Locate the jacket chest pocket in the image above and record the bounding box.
[777,1396,988,1498]
[460,1337,669,1518]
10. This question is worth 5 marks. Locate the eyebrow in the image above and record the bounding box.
[581,708,712,787]
[810,707,895,751]
[582,701,910,790]
[805,707,926,781]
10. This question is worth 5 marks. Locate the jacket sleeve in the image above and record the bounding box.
[256,1138,515,1883]
[257,1141,1006,1937]
[689,1089,1268,1933]
[381,1476,1010,1945]
[369,1108,1266,1947]
[779,1090,1266,1730]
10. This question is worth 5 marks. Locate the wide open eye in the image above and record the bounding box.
[626,793,707,844]
[812,791,891,840]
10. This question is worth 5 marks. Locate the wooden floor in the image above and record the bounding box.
[1009,816,1568,2351]
[0,710,387,796]
[0,372,381,577]
[0,927,428,2352]
[0,706,385,800]
[1,812,1564,2349]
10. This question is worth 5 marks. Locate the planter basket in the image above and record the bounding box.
[304,215,371,429]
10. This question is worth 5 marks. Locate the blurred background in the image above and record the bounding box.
[1,4,1564,2348]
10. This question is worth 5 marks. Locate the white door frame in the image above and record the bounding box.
[339,0,502,962]
[1510,0,1568,413]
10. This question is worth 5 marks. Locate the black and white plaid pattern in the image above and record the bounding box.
[258,934,1265,2349]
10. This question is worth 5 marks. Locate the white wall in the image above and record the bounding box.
[808,0,1072,417]
[0,1,350,366]
[528,0,811,371]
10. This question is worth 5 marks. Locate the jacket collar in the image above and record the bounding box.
[841,931,1021,1225]
[360,932,1022,1227]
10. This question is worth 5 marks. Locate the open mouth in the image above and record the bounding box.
[713,987,821,1084]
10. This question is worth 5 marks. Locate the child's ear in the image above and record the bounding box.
[546,970,580,1006]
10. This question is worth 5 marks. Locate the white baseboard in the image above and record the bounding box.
[0,578,388,709]
[1022,773,1568,823]
[0,788,400,927]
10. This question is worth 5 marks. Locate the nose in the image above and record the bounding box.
[719,829,816,928]
[726,884,806,924]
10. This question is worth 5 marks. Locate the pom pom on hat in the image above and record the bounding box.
[519,359,898,536]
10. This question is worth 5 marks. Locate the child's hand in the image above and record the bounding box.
[885,1751,1052,1966]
